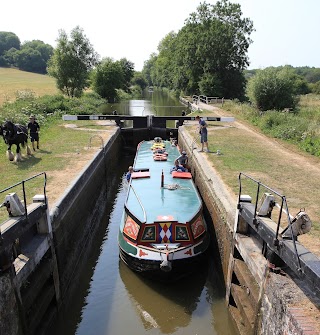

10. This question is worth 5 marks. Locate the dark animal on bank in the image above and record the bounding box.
[0,121,31,161]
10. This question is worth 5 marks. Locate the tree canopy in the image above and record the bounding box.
[91,58,124,102]
[90,57,135,102]
[144,0,254,99]
[0,32,53,73]
[47,26,99,97]
[0,32,20,56]
[16,40,53,73]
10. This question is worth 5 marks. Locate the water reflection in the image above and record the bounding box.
[99,89,186,117]
[119,261,207,334]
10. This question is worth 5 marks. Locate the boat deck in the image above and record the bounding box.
[126,141,202,224]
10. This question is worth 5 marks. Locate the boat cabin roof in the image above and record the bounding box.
[126,140,202,223]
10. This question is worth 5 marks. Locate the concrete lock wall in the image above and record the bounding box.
[50,129,122,300]
[0,274,21,335]
[178,127,320,335]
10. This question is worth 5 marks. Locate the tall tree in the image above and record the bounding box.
[91,58,124,102]
[15,40,54,73]
[47,26,99,97]
[117,58,134,92]
[0,32,20,55]
[142,53,157,86]
[0,32,20,66]
[152,32,177,89]
[144,0,254,99]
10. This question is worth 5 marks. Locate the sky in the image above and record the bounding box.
[1,0,320,71]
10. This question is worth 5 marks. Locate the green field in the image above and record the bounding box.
[0,67,58,105]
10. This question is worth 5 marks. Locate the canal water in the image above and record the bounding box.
[49,90,237,335]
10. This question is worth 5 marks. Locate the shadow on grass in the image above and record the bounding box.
[36,149,51,154]
[15,155,42,170]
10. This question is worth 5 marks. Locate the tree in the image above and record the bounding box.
[16,48,46,73]
[143,0,254,99]
[14,40,54,73]
[0,32,20,55]
[151,32,177,89]
[47,26,99,97]
[247,67,298,111]
[22,40,53,62]
[142,53,157,86]
[0,32,20,66]
[131,72,148,90]
[117,58,134,92]
[198,73,223,97]
[91,58,124,102]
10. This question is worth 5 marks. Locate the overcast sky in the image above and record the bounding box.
[2,0,319,71]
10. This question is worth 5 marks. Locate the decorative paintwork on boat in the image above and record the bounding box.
[118,138,209,280]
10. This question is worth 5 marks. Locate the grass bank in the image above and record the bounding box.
[0,118,114,222]
[0,68,58,105]
[223,94,320,156]
[186,99,320,248]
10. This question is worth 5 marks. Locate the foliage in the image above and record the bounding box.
[0,32,20,56]
[47,26,99,97]
[246,67,298,111]
[152,32,177,89]
[118,58,135,92]
[16,40,53,74]
[223,95,320,156]
[0,91,107,127]
[198,73,223,97]
[310,81,320,94]
[1,35,53,74]
[90,57,124,102]
[128,85,143,98]
[142,53,157,86]
[0,32,20,66]
[295,66,320,83]
[131,72,148,90]
[144,0,254,99]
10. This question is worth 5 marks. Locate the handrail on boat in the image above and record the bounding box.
[127,184,147,223]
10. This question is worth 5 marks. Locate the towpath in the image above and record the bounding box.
[188,101,320,258]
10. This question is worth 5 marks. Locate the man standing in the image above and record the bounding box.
[195,115,209,152]
[27,115,40,151]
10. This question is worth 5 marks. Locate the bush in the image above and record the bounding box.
[256,110,308,141]
[247,67,298,111]
[300,136,320,156]
[0,91,107,124]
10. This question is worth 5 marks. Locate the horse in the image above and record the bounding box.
[0,121,32,162]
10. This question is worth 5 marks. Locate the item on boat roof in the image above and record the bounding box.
[172,171,192,179]
[131,171,151,179]
[164,183,191,190]
[153,153,167,161]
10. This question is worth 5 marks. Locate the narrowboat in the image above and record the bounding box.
[118,137,210,280]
